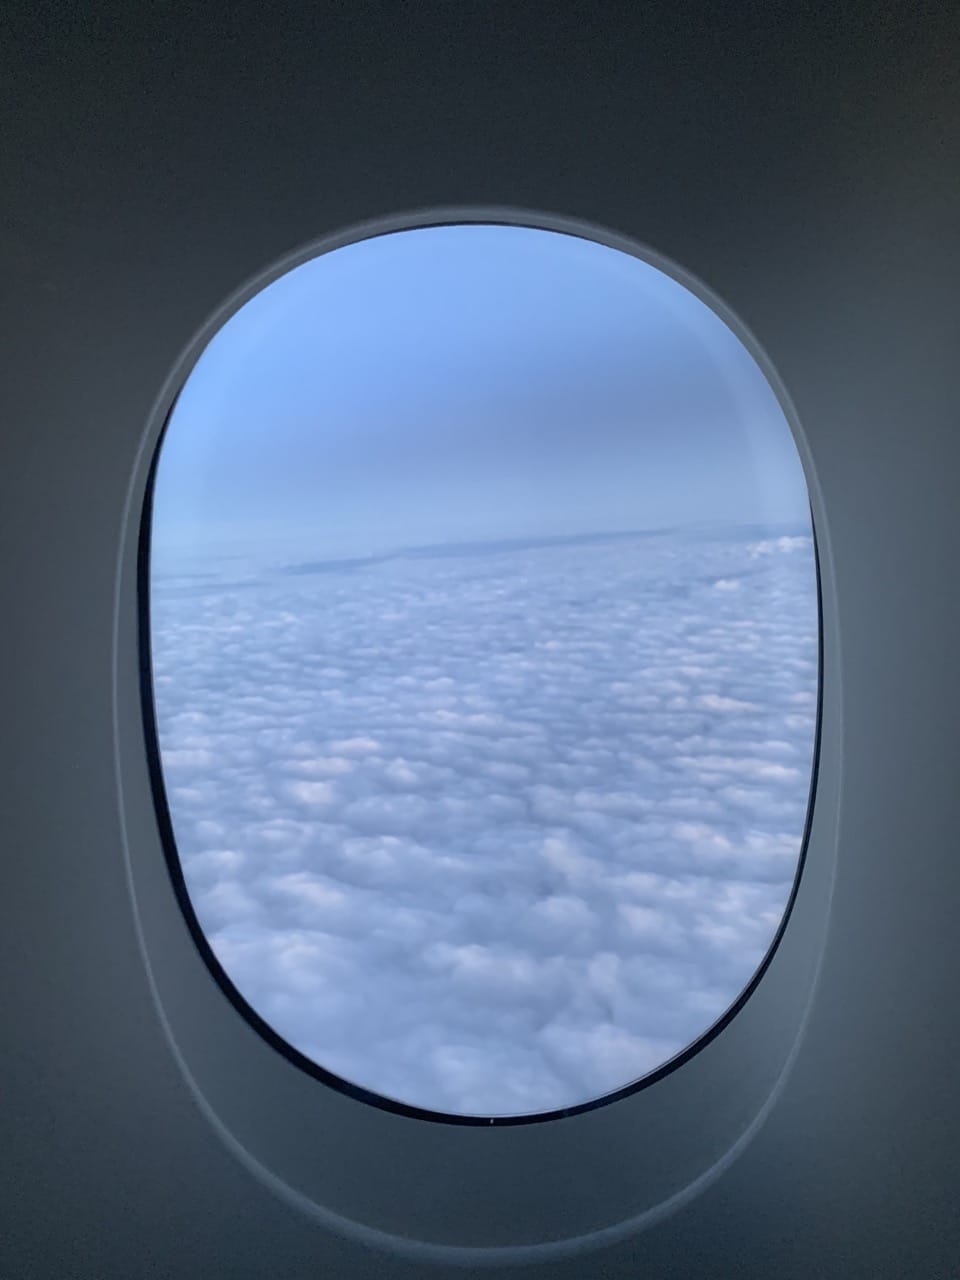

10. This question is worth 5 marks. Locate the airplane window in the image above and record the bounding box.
[146,221,820,1120]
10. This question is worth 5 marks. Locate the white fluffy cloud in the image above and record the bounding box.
[150,526,819,1117]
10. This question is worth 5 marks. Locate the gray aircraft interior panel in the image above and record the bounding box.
[2,5,958,1278]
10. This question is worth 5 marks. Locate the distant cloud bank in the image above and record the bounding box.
[152,526,819,1116]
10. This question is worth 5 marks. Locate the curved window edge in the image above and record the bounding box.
[136,212,826,1128]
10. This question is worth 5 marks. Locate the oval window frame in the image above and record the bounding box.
[115,205,840,1262]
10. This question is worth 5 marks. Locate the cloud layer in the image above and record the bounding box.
[151,526,819,1116]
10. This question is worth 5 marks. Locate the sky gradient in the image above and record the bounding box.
[152,223,811,564]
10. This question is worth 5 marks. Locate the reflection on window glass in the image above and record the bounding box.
[149,223,819,1118]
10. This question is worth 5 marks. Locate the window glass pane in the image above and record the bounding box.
[149,223,819,1118]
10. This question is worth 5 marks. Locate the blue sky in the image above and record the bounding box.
[152,223,810,563]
